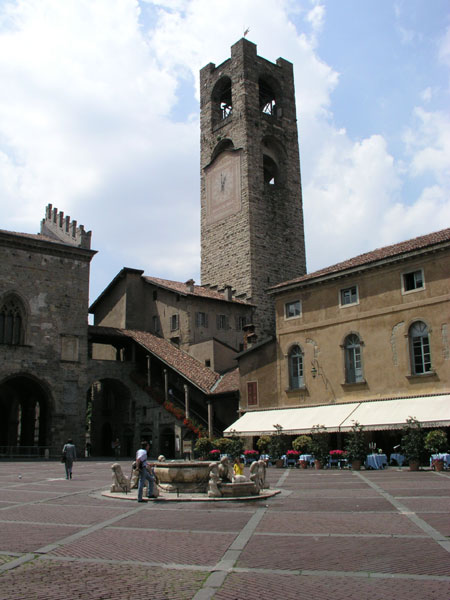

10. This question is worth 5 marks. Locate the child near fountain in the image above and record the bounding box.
[233,456,244,476]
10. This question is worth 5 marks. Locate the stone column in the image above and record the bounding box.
[207,400,214,438]
[184,384,190,419]
[164,369,168,401]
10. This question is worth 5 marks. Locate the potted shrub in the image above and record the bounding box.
[401,417,425,471]
[268,426,289,467]
[227,433,244,459]
[194,436,213,460]
[310,425,330,469]
[256,434,271,455]
[345,422,367,470]
[286,449,300,467]
[292,435,312,455]
[424,430,448,472]
[214,437,233,456]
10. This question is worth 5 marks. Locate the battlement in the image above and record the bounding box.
[40,204,92,249]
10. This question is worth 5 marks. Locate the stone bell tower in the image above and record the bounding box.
[200,39,306,338]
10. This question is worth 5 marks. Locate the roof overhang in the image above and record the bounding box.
[224,394,450,437]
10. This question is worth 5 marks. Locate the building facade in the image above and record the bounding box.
[200,39,306,337]
[231,229,450,445]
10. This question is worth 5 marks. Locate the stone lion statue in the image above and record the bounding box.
[111,463,131,493]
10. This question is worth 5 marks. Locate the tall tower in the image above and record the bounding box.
[200,39,306,337]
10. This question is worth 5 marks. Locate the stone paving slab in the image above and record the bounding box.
[238,535,450,576]
[214,571,450,600]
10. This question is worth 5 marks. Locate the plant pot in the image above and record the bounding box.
[275,459,284,468]
[433,459,444,472]
[300,461,307,469]
[314,460,322,470]
[409,460,420,471]
[351,460,362,471]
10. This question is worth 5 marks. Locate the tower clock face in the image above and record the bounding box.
[205,151,241,224]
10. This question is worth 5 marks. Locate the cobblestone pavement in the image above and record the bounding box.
[0,461,449,599]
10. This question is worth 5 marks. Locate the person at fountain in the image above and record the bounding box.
[62,438,77,480]
[233,456,244,477]
[136,441,156,502]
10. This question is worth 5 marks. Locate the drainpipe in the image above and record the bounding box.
[207,400,213,438]
[164,369,168,401]
[146,355,151,388]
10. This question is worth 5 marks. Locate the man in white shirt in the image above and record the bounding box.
[136,440,155,502]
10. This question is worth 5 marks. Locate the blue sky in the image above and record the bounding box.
[0,0,448,304]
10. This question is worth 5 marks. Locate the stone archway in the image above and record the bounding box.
[0,375,51,449]
[86,378,132,457]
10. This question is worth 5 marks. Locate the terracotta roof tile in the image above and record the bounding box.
[0,229,68,245]
[270,228,450,290]
[143,276,251,305]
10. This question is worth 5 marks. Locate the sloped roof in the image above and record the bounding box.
[211,367,240,395]
[89,325,220,394]
[269,227,450,292]
[143,275,251,305]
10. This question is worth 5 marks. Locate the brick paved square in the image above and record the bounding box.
[256,511,425,535]
[111,506,252,532]
[214,571,450,600]
[266,496,394,512]
[1,503,130,525]
[0,522,84,552]
[48,527,236,566]
[238,535,450,576]
[0,559,207,600]
[416,513,450,536]
[397,497,450,512]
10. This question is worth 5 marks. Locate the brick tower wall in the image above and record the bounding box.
[200,39,306,337]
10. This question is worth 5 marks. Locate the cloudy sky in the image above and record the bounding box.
[0,0,449,304]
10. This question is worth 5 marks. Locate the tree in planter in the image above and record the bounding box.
[401,417,425,468]
[292,435,312,454]
[213,437,233,455]
[310,425,330,467]
[256,435,271,455]
[194,437,214,459]
[344,422,367,468]
[424,430,447,454]
[268,425,289,461]
[227,433,244,459]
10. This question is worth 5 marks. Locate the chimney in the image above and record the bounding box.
[185,279,195,293]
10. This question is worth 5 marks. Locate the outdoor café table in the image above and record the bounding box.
[430,453,450,468]
[389,453,405,466]
[365,453,388,469]
[299,454,315,466]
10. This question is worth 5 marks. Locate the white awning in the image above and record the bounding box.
[339,394,450,431]
[224,394,450,437]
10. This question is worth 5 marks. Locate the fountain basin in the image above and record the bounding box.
[154,461,211,493]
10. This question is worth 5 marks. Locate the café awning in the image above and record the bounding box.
[224,394,450,437]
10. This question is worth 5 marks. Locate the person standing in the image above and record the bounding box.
[136,441,155,502]
[63,438,77,480]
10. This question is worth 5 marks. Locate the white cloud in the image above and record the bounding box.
[0,0,448,302]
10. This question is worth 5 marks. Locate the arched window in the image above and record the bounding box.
[211,77,232,125]
[0,296,24,345]
[409,321,431,374]
[259,78,276,116]
[344,334,363,383]
[289,345,303,389]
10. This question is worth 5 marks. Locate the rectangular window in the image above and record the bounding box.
[247,382,258,406]
[237,315,247,330]
[196,312,208,327]
[170,314,179,331]
[340,286,358,306]
[152,315,160,333]
[217,314,228,329]
[403,269,424,293]
[285,300,301,319]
